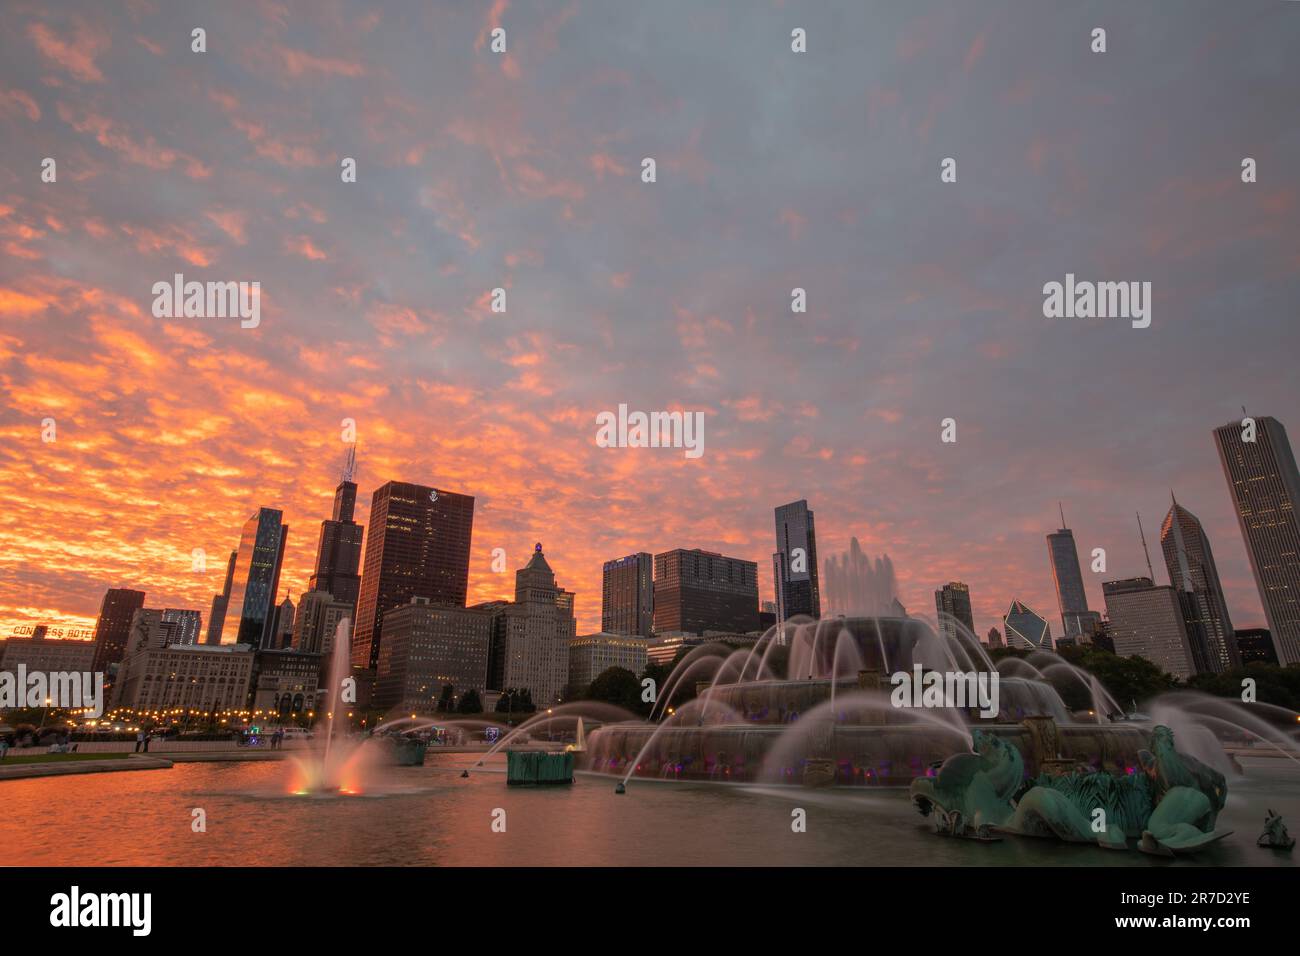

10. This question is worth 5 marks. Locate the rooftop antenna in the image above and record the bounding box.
[1136,511,1155,582]
[1058,501,1067,530]
[341,443,357,484]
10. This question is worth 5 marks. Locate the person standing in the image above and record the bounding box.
[134,729,144,753]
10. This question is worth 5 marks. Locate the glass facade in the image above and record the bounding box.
[773,500,821,623]
[220,508,288,648]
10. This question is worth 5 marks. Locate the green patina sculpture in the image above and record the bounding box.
[910,724,1232,855]
[909,729,1023,839]
[1257,809,1295,851]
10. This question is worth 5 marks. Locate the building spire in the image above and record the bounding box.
[341,443,357,484]
[1058,501,1067,530]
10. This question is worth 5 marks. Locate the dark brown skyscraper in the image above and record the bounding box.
[653,549,759,635]
[352,481,475,669]
[91,587,146,673]
[308,477,364,611]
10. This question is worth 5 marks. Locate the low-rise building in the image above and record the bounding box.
[112,641,256,716]
[250,649,323,718]
[569,632,648,692]
[0,633,97,674]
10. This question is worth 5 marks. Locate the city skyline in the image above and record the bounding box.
[1,3,1296,643]
[0,420,1293,645]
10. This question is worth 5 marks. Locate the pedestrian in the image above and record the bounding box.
[142,729,150,753]
[0,736,9,760]
[134,729,144,753]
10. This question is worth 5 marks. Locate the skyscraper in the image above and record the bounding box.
[1002,600,1051,650]
[1160,495,1239,673]
[205,550,237,644]
[1047,510,1100,643]
[352,481,474,669]
[91,587,146,673]
[934,582,975,642]
[220,507,289,648]
[653,549,759,635]
[602,552,653,637]
[1214,416,1300,666]
[1102,577,1201,680]
[773,500,820,622]
[308,464,364,612]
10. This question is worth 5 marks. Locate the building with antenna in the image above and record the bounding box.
[1046,504,1101,644]
[308,445,365,614]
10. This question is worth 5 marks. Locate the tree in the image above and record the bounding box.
[1187,663,1300,714]
[585,666,641,712]
[457,689,483,714]
[436,684,455,713]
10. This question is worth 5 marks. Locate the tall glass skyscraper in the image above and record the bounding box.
[352,481,475,669]
[1215,416,1300,666]
[220,507,289,648]
[1160,496,1239,673]
[773,499,820,623]
[205,550,237,644]
[1046,518,1099,642]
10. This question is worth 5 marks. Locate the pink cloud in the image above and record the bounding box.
[28,21,108,84]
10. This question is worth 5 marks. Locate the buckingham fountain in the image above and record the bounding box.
[560,541,1298,855]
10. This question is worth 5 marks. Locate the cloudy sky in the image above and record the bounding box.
[0,0,1297,640]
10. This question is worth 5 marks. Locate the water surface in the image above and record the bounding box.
[2,754,1296,866]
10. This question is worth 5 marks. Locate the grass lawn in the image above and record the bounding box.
[0,751,133,765]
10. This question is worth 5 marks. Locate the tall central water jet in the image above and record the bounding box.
[288,616,373,796]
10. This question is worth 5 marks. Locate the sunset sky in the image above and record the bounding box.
[0,1,1297,642]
